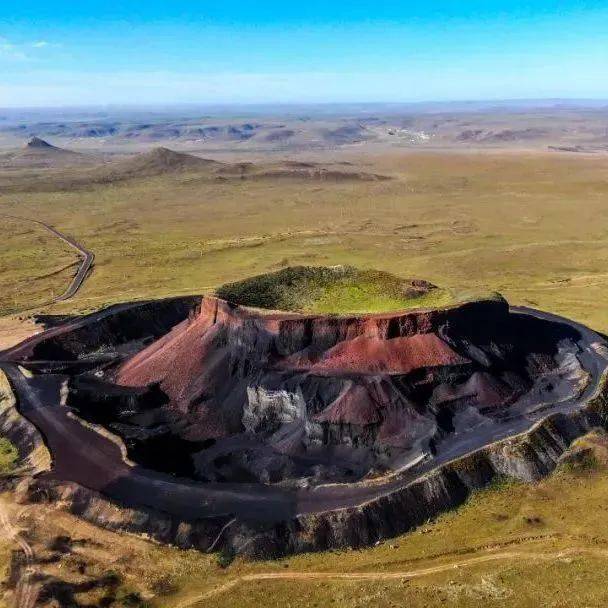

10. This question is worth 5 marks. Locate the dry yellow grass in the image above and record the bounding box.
[3,150,608,607]
[3,438,608,608]
[2,150,608,331]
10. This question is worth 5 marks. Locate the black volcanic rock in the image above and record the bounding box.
[48,294,593,489]
[4,291,608,558]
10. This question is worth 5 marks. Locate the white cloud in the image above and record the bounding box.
[0,37,61,62]
[32,40,61,49]
[0,37,28,60]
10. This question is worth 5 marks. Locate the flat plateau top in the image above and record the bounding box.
[215,265,459,315]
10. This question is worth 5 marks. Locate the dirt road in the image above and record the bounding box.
[0,500,39,608]
[0,213,94,307]
[176,545,608,606]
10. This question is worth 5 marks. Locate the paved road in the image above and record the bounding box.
[0,213,94,308]
[2,364,296,523]
[1,306,607,525]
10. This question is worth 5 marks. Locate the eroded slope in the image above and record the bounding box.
[61,293,590,488]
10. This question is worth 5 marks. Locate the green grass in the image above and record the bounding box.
[132,430,608,608]
[3,151,608,332]
[0,216,79,315]
[0,438,18,475]
[216,265,453,314]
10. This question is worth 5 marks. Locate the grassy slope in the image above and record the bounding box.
[0,370,19,474]
[2,151,608,329]
[0,439,17,475]
[216,266,454,314]
[2,436,608,607]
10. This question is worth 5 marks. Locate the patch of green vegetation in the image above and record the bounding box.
[477,474,520,494]
[216,547,236,569]
[558,448,599,475]
[557,429,608,475]
[0,437,18,475]
[216,265,453,314]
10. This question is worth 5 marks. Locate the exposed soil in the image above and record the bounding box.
[0,316,42,351]
[3,270,607,557]
[47,289,591,489]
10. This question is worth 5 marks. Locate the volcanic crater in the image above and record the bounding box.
[30,267,594,489]
[4,266,608,557]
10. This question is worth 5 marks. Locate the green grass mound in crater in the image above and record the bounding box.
[215,265,456,315]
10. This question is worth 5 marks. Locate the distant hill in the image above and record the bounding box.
[0,144,393,192]
[96,148,391,183]
[215,160,391,182]
[21,137,80,156]
[0,138,84,168]
[104,147,219,178]
[26,137,56,150]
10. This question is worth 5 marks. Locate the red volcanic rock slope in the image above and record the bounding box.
[72,294,587,484]
[117,296,472,409]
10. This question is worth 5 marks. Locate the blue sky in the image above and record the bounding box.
[1,1,607,107]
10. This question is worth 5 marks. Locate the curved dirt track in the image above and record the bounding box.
[179,545,608,605]
[0,305,607,527]
[0,213,94,308]
[0,502,39,608]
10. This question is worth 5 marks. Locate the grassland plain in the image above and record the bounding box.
[3,149,608,606]
[2,150,608,330]
[2,435,608,607]
[0,216,78,315]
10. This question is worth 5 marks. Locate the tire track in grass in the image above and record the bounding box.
[0,503,39,608]
[177,546,608,606]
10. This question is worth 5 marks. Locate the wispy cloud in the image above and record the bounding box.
[0,37,28,60]
[32,40,61,49]
[0,37,61,61]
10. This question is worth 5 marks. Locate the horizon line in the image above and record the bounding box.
[3,97,608,113]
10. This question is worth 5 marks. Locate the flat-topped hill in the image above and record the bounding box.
[26,137,56,149]
[215,265,453,315]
